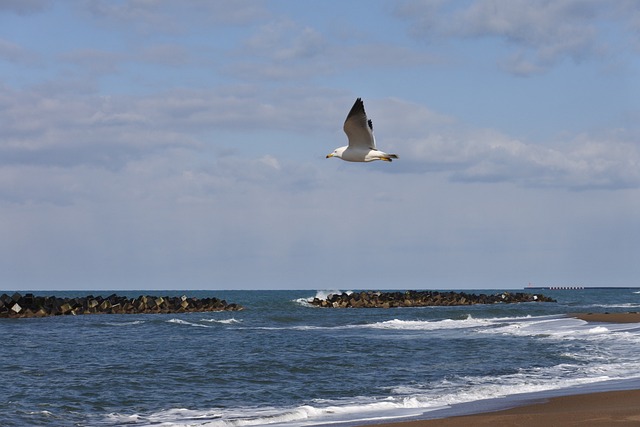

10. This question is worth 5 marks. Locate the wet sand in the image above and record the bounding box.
[365,312,640,427]
[368,389,640,427]
[572,312,640,323]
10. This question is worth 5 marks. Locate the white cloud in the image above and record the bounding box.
[228,19,330,81]
[0,0,638,290]
[245,20,326,61]
[259,154,281,170]
[228,16,439,82]
[0,86,202,169]
[400,126,640,190]
[2,79,637,193]
[3,146,638,289]
[396,0,638,75]
[0,80,637,288]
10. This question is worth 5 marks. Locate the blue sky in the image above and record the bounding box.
[1,0,639,290]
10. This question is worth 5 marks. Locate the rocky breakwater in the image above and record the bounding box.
[310,290,556,308]
[0,293,243,318]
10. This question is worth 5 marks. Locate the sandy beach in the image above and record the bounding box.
[368,389,640,427]
[572,312,640,323]
[366,312,640,427]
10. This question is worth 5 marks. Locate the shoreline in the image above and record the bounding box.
[572,312,640,323]
[360,312,640,427]
[364,389,640,427]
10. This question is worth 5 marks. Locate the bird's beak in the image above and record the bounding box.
[326,153,333,158]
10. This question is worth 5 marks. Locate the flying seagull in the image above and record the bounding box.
[326,98,398,162]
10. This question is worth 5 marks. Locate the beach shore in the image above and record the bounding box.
[572,312,640,323]
[368,389,640,427]
[366,312,640,427]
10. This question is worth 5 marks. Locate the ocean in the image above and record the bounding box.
[2,288,640,426]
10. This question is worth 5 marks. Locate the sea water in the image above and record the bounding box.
[2,288,640,426]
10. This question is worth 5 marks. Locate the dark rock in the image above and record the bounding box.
[0,293,243,318]
[309,290,556,308]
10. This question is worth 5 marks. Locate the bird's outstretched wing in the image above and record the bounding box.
[343,98,376,150]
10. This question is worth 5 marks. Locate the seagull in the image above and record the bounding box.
[326,98,398,162]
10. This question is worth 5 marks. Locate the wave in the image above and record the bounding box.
[477,316,640,343]
[26,410,55,417]
[104,320,146,326]
[107,396,437,426]
[583,303,640,309]
[364,315,489,331]
[235,315,565,333]
[294,290,354,307]
[106,366,640,427]
[200,318,242,324]
[360,314,559,332]
[236,316,498,332]
[166,318,210,328]
[313,290,352,300]
[103,311,640,426]
[293,297,314,307]
[231,314,640,340]
[358,315,640,346]
[167,318,243,328]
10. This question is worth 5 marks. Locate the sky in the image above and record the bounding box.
[1,0,639,291]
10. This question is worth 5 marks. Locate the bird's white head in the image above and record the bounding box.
[326,146,347,159]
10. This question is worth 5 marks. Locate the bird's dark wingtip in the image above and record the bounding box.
[346,97,366,120]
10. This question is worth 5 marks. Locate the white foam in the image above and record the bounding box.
[111,368,640,427]
[122,397,440,427]
[101,309,640,427]
[26,410,55,417]
[234,315,568,334]
[293,297,314,307]
[478,316,640,342]
[238,316,494,333]
[136,314,640,426]
[105,320,145,326]
[363,314,549,333]
[166,318,210,328]
[365,316,489,331]
[200,318,241,324]
[105,412,142,423]
[108,356,640,427]
[294,290,352,307]
[584,303,640,308]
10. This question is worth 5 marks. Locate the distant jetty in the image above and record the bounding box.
[0,293,243,318]
[310,290,556,308]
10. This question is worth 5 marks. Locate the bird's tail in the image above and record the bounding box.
[381,154,399,162]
